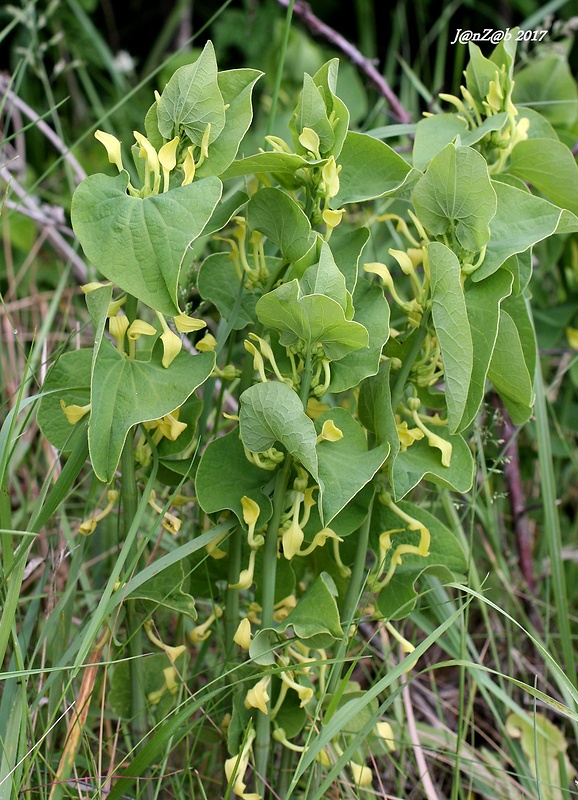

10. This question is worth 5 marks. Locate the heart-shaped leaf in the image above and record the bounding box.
[72,172,222,316]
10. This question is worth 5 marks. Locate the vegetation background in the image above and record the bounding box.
[2,0,578,798]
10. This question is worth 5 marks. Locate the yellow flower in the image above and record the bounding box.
[81,281,108,294]
[155,312,182,368]
[133,130,160,193]
[229,549,257,590]
[190,606,222,644]
[376,721,396,751]
[298,127,320,155]
[280,670,313,708]
[181,146,196,186]
[155,410,187,441]
[173,313,206,333]
[77,489,118,536]
[127,319,157,340]
[109,313,129,353]
[95,130,124,172]
[264,135,293,153]
[233,618,252,650]
[195,333,217,352]
[396,419,424,450]
[567,327,578,350]
[322,156,341,198]
[407,399,452,467]
[322,208,345,232]
[224,727,260,800]
[244,675,270,715]
[282,517,304,561]
[158,135,180,192]
[317,419,343,443]
[60,400,91,426]
[350,761,373,787]
[297,527,342,557]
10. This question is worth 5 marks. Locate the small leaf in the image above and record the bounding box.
[290,73,335,154]
[157,41,225,145]
[37,350,92,451]
[329,278,390,393]
[239,382,319,483]
[247,187,317,264]
[412,143,497,252]
[196,68,262,178]
[196,428,273,526]
[333,131,417,205]
[315,408,389,526]
[280,572,343,648]
[428,242,474,433]
[222,151,318,180]
[413,114,467,171]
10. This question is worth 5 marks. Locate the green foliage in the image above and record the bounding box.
[6,21,578,800]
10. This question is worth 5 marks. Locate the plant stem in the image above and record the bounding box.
[327,493,374,697]
[390,308,430,411]
[267,0,295,136]
[254,457,292,792]
[225,525,242,660]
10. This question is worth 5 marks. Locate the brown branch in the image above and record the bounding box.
[275,0,412,125]
[494,397,536,595]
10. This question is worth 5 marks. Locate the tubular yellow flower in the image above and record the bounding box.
[60,400,91,425]
[244,675,270,715]
[306,397,330,420]
[205,529,228,559]
[233,618,252,650]
[199,123,212,163]
[363,262,413,312]
[156,410,188,441]
[107,296,127,318]
[379,491,430,558]
[321,156,341,198]
[298,127,320,156]
[408,399,452,467]
[280,670,313,708]
[95,130,124,172]
[158,135,180,192]
[109,313,129,353]
[322,207,345,237]
[396,419,424,450]
[133,130,160,193]
[244,339,267,383]
[376,721,396,751]
[282,517,304,561]
[264,135,293,153]
[81,281,108,294]
[190,606,222,644]
[173,313,206,333]
[78,518,97,536]
[224,726,260,800]
[195,333,217,352]
[181,146,196,186]
[155,312,182,368]
[241,496,264,548]
[317,419,343,443]
[350,761,373,787]
[273,594,297,623]
[567,327,578,350]
[247,334,290,385]
[144,619,187,663]
[385,621,415,654]
[297,527,342,557]
[78,489,118,536]
[229,548,258,590]
[272,727,305,752]
[147,489,182,535]
[127,319,157,340]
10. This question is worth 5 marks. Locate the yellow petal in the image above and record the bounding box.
[127,319,157,340]
[133,131,160,177]
[81,281,108,294]
[95,130,123,172]
[173,313,206,333]
[244,676,270,715]
[319,419,343,442]
[322,208,345,229]
[350,761,373,787]
[282,518,304,560]
[321,156,341,197]
[181,146,196,186]
[158,136,180,172]
[195,333,217,352]
[364,261,393,290]
[60,400,91,425]
[376,721,395,751]
[389,248,416,275]
[160,328,182,368]
[233,618,252,650]
[241,496,260,527]
[298,127,320,154]
[78,518,97,536]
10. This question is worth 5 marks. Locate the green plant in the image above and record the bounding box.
[13,31,578,800]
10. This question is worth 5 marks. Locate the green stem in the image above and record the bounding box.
[299,346,312,408]
[224,525,242,660]
[390,308,431,411]
[254,458,292,793]
[267,0,295,136]
[121,437,149,759]
[327,492,374,697]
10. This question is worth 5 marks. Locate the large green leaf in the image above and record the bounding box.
[37,349,92,451]
[71,172,222,316]
[195,428,273,526]
[413,114,467,171]
[370,502,467,619]
[458,270,513,429]
[239,382,319,483]
[488,308,534,424]
[428,242,474,433]
[508,138,578,216]
[88,336,214,483]
[299,241,350,312]
[391,425,474,500]
[315,408,389,526]
[221,152,319,180]
[329,279,390,392]
[412,143,497,252]
[256,280,369,361]
[474,181,578,282]
[157,41,225,145]
[127,561,197,620]
[247,187,317,264]
[333,131,417,205]
[196,68,262,178]
[513,56,578,129]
